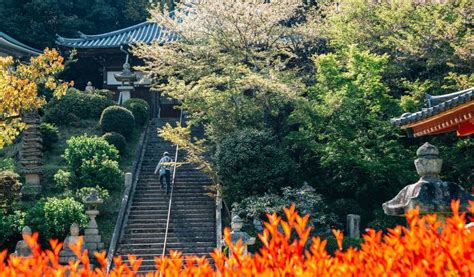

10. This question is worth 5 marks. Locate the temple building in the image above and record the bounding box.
[56,22,179,117]
[0,32,41,59]
[391,88,473,137]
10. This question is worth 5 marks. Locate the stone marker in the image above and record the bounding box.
[383,142,474,217]
[346,214,360,239]
[59,223,84,264]
[85,81,95,93]
[14,226,33,257]
[230,215,255,256]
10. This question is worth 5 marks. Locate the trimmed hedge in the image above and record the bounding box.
[99,106,135,139]
[122,98,150,126]
[102,132,127,153]
[44,89,115,125]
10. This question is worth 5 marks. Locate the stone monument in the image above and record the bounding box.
[230,215,255,256]
[383,142,474,217]
[82,190,105,256]
[14,226,33,257]
[19,111,43,199]
[346,214,360,239]
[85,81,95,93]
[59,223,83,264]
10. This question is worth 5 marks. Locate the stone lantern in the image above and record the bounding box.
[229,215,255,256]
[82,190,105,255]
[383,142,474,218]
[114,51,137,105]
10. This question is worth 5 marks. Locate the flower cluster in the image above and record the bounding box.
[1,201,472,276]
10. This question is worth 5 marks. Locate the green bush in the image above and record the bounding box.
[0,171,22,214]
[64,135,121,190]
[122,98,150,126]
[64,135,119,172]
[39,123,59,151]
[102,132,127,153]
[25,197,88,241]
[79,157,122,190]
[99,106,135,139]
[215,128,296,204]
[53,169,72,191]
[0,158,15,171]
[44,89,115,125]
[0,211,25,246]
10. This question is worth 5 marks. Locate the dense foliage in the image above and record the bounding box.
[0,0,155,49]
[63,135,122,190]
[24,197,87,241]
[44,89,115,125]
[0,49,70,149]
[99,106,135,139]
[102,132,127,154]
[140,0,473,232]
[0,202,473,275]
[215,129,295,204]
[0,171,21,214]
[39,123,59,151]
[232,186,338,233]
[122,98,150,126]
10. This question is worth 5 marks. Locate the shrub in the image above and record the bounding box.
[25,197,87,241]
[215,128,296,204]
[78,158,122,190]
[99,106,135,139]
[75,186,110,203]
[53,169,72,191]
[122,98,150,126]
[0,171,22,214]
[0,157,15,171]
[44,89,115,125]
[0,211,25,246]
[102,132,126,153]
[64,135,119,172]
[39,123,59,151]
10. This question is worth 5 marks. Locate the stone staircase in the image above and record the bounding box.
[116,118,216,272]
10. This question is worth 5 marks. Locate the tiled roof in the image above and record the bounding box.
[391,87,474,126]
[0,32,41,56]
[56,22,178,49]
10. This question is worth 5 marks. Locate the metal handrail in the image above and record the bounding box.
[161,108,184,257]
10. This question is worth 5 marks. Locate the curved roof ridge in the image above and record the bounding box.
[56,21,176,49]
[76,22,151,39]
[0,32,42,54]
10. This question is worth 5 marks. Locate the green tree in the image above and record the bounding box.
[289,46,415,213]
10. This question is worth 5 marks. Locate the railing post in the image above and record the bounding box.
[216,185,223,250]
[124,172,132,187]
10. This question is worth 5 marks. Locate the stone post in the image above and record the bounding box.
[19,111,43,199]
[124,172,133,187]
[383,142,474,217]
[346,214,360,239]
[216,186,223,250]
[82,191,105,256]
